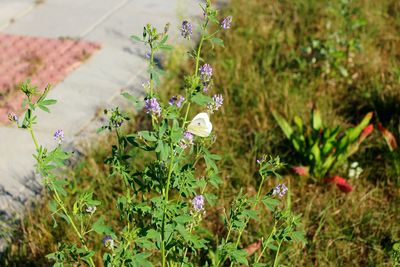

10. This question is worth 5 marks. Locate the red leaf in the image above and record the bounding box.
[378,122,398,151]
[359,124,374,143]
[325,176,353,193]
[292,166,309,177]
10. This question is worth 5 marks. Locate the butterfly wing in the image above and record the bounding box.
[187,113,212,137]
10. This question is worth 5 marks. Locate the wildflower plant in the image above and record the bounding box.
[272,108,373,181]
[13,1,305,266]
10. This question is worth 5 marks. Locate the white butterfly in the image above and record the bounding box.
[187,112,212,137]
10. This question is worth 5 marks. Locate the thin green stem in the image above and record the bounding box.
[273,241,283,267]
[28,127,39,150]
[161,145,176,267]
[29,126,95,267]
[228,176,266,267]
[255,221,278,263]
[53,186,95,267]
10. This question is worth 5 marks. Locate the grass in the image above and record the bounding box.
[1,0,400,266]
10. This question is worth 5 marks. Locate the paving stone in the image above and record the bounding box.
[0,33,100,124]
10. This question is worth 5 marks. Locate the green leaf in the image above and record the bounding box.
[173,214,192,224]
[92,217,114,237]
[121,92,144,110]
[271,110,294,140]
[132,252,153,267]
[310,140,321,167]
[290,230,307,244]
[210,37,224,47]
[262,197,280,211]
[171,119,183,143]
[48,200,57,213]
[156,140,169,161]
[40,99,57,106]
[38,104,50,113]
[139,131,158,142]
[131,35,143,42]
[204,192,217,206]
[191,93,212,106]
[159,44,173,51]
[312,109,322,131]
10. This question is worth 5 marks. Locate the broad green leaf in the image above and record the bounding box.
[210,37,224,47]
[121,92,144,109]
[191,93,212,106]
[139,131,158,142]
[312,109,322,131]
[131,35,142,42]
[271,110,294,140]
[262,197,280,211]
[92,217,114,237]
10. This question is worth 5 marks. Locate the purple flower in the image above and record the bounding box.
[169,95,185,108]
[199,64,213,83]
[53,130,64,144]
[176,96,185,108]
[169,96,178,106]
[145,52,151,59]
[8,113,18,122]
[183,131,194,141]
[272,184,288,198]
[181,20,193,39]
[192,195,205,211]
[85,206,96,214]
[102,235,114,248]
[221,16,232,29]
[207,94,223,113]
[180,131,194,149]
[202,86,209,92]
[212,94,223,110]
[144,98,162,116]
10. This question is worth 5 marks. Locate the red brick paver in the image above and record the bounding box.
[0,34,100,124]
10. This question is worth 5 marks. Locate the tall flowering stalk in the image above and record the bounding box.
[16,81,98,266]
[10,1,305,266]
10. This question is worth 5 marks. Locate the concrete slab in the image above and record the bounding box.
[0,0,36,30]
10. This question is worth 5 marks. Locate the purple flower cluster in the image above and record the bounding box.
[145,98,162,117]
[102,235,114,248]
[221,16,232,29]
[207,94,223,113]
[199,63,213,92]
[8,113,18,122]
[192,195,205,212]
[86,206,97,214]
[53,129,64,144]
[180,20,193,39]
[212,94,223,110]
[169,95,185,108]
[180,131,194,149]
[199,63,213,83]
[272,184,288,198]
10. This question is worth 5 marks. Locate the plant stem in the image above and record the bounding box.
[182,21,207,127]
[227,176,266,267]
[161,144,176,267]
[29,126,95,267]
[28,126,39,150]
[273,241,283,267]
[255,221,277,263]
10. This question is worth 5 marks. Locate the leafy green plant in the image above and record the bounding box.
[272,108,373,180]
[9,1,305,266]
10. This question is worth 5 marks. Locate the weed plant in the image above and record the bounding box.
[1,0,400,266]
